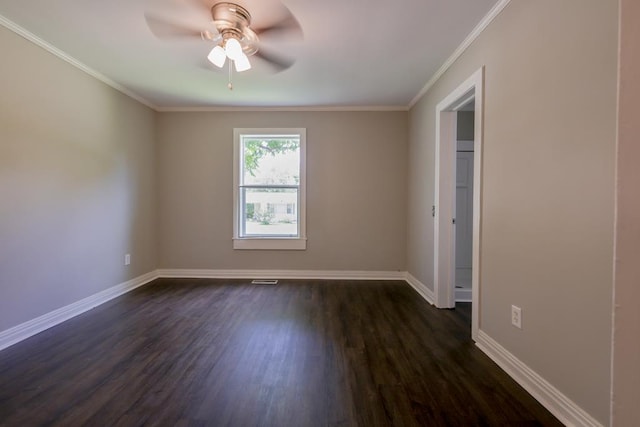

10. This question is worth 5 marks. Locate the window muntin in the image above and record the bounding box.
[233,129,306,250]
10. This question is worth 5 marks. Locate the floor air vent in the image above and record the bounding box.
[251,279,278,285]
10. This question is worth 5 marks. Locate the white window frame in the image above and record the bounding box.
[233,128,307,250]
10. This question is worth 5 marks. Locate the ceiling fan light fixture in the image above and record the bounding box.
[224,37,243,60]
[146,1,301,90]
[234,52,251,72]
[207,45,226,68]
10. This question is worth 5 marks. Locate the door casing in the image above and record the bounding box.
[433,67,484,341]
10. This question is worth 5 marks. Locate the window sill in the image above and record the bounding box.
[233,238,307,250]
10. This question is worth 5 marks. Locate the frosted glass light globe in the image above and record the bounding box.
[234,53,251,72]
[225,38,243,60]
[207,46,226,68]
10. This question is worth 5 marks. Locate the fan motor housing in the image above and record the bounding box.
[211,2,258,56]
[211,2,251,26]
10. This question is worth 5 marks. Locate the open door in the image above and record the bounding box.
[433,67,484,341]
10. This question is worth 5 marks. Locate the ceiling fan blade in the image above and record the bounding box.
[254,47,295,72]
[179,0,211,14]
[145,12,204,39]
[253,12,303,40]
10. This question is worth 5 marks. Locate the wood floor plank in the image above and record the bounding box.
[0,279,562,426]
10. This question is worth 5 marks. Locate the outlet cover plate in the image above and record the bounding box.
[511,305,522,329]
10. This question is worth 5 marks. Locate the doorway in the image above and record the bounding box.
[455,113,474,303]
[433,67,484,341]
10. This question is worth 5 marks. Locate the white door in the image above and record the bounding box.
[455,147,474,292]
[433,67,483,339]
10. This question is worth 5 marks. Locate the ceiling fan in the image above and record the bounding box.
[145,1,302,89]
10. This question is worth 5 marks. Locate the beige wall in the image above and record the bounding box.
[0,26,157,331]
[612,0,640,424]
[157,111,407,271]
[408,0,618,423]
[1,0,631,422]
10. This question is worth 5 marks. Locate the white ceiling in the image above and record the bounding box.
[0,0,499,109]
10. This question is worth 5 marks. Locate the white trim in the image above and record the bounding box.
[455,287,472,302]
[470,72,484,342]
[457,140,475,152]
[434,109,457,309]
[1,0,509,113]
[233,128,307,250]
[157,105,409,112]
[434,67,484,342]
[232,238,307,250]
[0,271,157,352]
[409,0,511,107]
[450,94,476,112]
[0,266,601,427]
[0,14,157,110]
[156,269,405,281]
[0,0,508,113]
[0,269,414,352]
[476,330,603,427]
[404,273,435,305]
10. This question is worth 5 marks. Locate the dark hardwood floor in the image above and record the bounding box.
[0,279,562,426]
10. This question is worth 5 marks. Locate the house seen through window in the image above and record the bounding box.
[233,128,306,250]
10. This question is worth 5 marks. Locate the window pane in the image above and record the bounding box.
[242,137,300,186]
[241,188,298,237]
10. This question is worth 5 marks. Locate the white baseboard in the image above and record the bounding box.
[0,269,409,352]
[0,268,439,355]
[0,271,157,352]
[476,330,603,427]
[156,269,406,281]
[455,287,472,302]
[404,273,435,305]
[0,267,601,427]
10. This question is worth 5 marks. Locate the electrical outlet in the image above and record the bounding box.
[125,254,131,266]
[511,305,522,329]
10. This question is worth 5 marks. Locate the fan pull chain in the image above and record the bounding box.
[227,61,233,90]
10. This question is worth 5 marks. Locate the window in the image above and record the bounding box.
[233,128,306,250]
